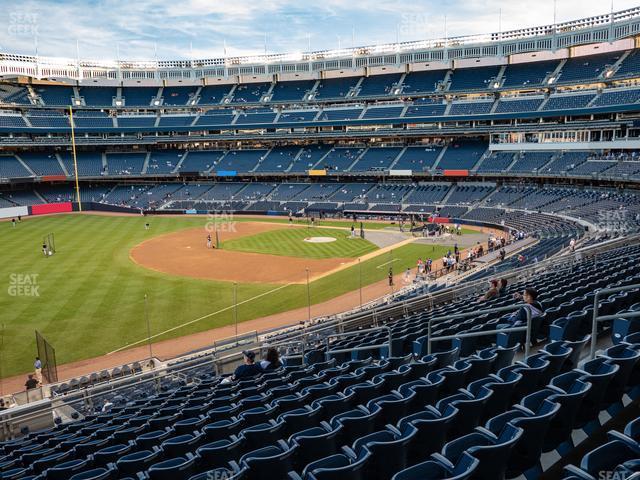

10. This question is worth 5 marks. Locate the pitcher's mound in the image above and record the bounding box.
[304,237,338,244]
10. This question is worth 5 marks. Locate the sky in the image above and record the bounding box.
[0,0,636,61]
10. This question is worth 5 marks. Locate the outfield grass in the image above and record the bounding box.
[222,227,378,259]
[0,214,454,378]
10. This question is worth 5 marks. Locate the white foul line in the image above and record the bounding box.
[376,258,400,269]
[107,283,293,355]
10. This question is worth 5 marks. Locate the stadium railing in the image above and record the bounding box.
[589,283,640,359]
[425,304,532,357]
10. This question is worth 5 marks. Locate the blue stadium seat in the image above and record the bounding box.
[189,465,246,480]
[351,426,417,479]
[396,405,457,462]
[202,418,244,442]
[161,432,204,457]
[278,404,324,437]
[70,467,115,480]
[240,420,286,452]
[196,436,244,470]
[520,380,591,451]
[441,423,523,480]
[490,344,520,373]
[238,440,297,480]
[135,429,173,449]
[563,439,640,480]
[45,458,89,480]
[147,455,197,480]
[485,399,560,476]
[466,370,523,422]
[561,335,591,372]
[116,449,162,476]
[369,388,415,424]
[330,406,380,447]
[437,387,493,439]
[600,345,640,403]
[92,443,133,466]
[391,451,479,480]
[301,448,372,480]
[397,375,444,409]
[289,422,342,471]
[573,358,620,425]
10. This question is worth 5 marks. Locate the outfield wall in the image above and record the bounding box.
[0,205,28,219]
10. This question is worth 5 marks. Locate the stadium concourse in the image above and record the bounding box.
[2,6,640,480]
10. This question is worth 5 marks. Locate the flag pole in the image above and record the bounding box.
[68,106,82,212]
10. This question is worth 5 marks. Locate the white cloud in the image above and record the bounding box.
[0,0,635,60]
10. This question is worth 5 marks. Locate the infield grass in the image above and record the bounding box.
[221,227,378,259]
[0,214,454,378]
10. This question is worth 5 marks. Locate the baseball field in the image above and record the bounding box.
[0,213,470,380]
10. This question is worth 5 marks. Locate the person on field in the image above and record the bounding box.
[42,242,48,257]
[404,267,412,284]
[34,357,42,383]
[388,268,394,287]
[11,218,16,228]
[207,234,212,249]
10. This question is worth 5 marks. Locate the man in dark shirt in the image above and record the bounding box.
[501,288,544,328]
[231,351,263,381]
[25,374,38,390]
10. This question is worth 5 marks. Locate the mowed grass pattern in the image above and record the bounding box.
[221,227,377,259]
[0,214,453,378]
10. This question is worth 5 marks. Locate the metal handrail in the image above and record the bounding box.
[426,304,532,357]
[590,283,640,359]
[0,353,218,432]
[326,326,393,358]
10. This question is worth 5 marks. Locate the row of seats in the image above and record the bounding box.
[0,49,636,108]
[4,324,640,480]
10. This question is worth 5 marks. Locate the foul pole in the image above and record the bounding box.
[68,106,82,212]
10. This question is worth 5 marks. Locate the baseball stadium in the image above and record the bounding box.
[0,2,640,480]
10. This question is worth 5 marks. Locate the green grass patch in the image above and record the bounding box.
[0,214,453,378]
[222,227,377,259]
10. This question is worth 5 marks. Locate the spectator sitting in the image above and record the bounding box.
[260,347,283,371]
[25,374,38,391]
[498,278,508,295]
[480,280,500,301]
[501,288,544,328]
[228,350,263,381]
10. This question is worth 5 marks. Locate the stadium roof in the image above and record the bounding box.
[1,6,640,81]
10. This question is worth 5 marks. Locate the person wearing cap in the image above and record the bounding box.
[231,350,263,381]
